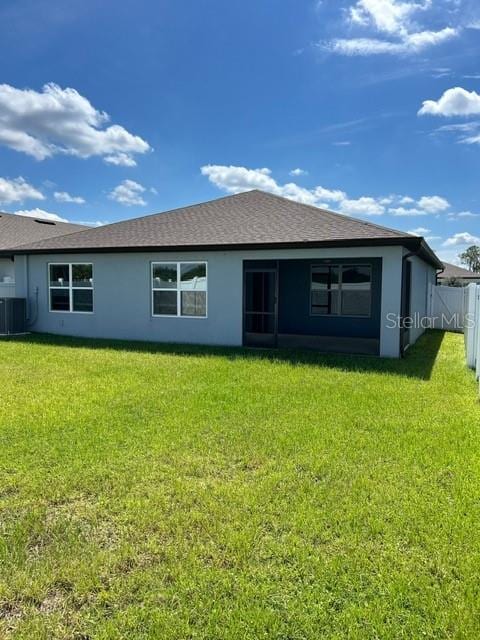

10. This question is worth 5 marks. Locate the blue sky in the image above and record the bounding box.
[1,0,480,263]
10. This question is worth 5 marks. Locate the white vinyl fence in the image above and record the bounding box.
[464,283,480,381]
[428,284,465,331]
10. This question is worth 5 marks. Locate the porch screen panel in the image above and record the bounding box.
[245,271,276,334]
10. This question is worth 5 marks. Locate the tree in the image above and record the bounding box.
[459,246,480,272]
[444,277,463,287]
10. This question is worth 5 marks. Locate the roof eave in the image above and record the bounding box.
[416,238,444,270]
[0,235,441,268]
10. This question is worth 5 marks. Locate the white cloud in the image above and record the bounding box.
[313,186,347,202]
[404,27,458,50]
[418,87,480,117]
[201,165,343,206]
[108,179,147,206]
[446,210,480,221]
[202,165,276,193]
[289,168,308,176]
[201,164,459,222]
[329,28,456,55]
[389,195,450,216]
[433,120,480,145]
[12,208,67,222]
[418,195,450,212]
[53,191,85,204]
[435,121,480,134]
[459,132,480,145]
[324,0,459,56]
[348,0,429,35]
[389,206,425,216]
[104,152,138,167]
[408,226,431,235]
[340,197,385,216]
[0,176,44,205]
[73,220,107,227]
[0,83,151,165]
[443,232,480,246]
[201,165,350,209]
[431,67,451,79]
[436,250,462,265]
[327,38,408,55]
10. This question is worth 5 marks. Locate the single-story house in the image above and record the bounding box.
[437,262,480,286]
[1,190,443,357]
[0,211,86,297]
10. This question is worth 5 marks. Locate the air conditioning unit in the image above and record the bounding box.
[0,298,27,335]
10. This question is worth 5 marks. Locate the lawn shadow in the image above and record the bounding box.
[1,330,447,381]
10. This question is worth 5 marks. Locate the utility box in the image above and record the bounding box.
[0,298,27,335]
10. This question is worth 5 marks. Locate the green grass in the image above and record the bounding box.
[0,331,479,640]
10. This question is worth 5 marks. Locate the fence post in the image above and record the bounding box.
[475,286,480,382]
[465,284,478,369]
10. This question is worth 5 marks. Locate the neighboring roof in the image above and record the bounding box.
[0,211,88,252]
[1,190,443,268]
[439,262,480,280]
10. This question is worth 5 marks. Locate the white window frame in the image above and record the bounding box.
[310,263,372,318]
[151,261,208,319]
[48,262,94,314]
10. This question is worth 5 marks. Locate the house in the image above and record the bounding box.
[437,262,480,286]
[0,211,87,297]
[1,190,443,357]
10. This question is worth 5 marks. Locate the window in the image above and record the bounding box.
[311,264,371,317]
[49,263,93,313]
[152,262,207,317]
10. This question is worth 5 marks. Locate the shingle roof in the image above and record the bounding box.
[1,190,443,268]
[0,211,87,251]
[439,262,480,280]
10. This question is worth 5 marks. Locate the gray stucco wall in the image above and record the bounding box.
[18,251,242,347]
[407,254,436,346]
[15,245,411,357]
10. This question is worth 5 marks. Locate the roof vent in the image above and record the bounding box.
[34,219,56,226]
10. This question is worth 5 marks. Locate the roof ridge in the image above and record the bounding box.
[100,189,410,238]
[0,192,262,251]
[0,189,443,269]
[74,191,252,233]
[0,210,86,227]
[252,190,409,238]
[0,211,90,252]
[38,189,410,240]
[442,261,480,275]
[5,224,95,251]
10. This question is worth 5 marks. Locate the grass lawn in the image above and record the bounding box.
[0,331,479,639]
